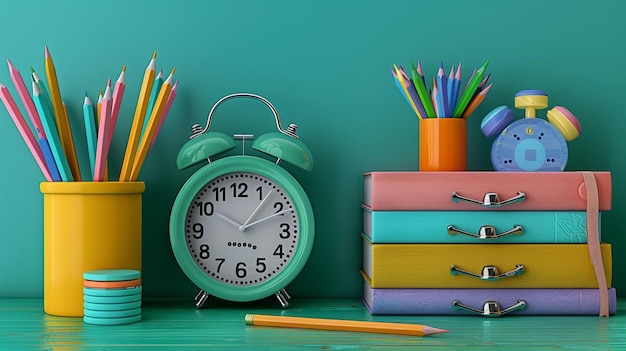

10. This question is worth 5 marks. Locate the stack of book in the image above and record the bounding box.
[361,172,616,316]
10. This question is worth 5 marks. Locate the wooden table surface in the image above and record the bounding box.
[1,297,623,350]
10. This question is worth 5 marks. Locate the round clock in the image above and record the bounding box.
[169,93,314,308]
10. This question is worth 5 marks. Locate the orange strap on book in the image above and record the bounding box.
[581,171,609,317]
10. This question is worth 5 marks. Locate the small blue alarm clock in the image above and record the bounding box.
[481,89,581,172]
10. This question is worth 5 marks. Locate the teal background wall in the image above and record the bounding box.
[1,0,624,299]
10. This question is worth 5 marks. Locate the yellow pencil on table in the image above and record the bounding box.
[119,51,157,182]
[244,314,448,337]
[45,46,81,181]
[128,67,175,181]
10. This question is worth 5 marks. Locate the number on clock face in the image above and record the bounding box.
[185,172,299,286]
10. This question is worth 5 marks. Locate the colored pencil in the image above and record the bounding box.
[244,314,448,337]
[461,83,493,118]
[109,66,126,148]
[150,79,177,150]
[30,68,54,123]
[7,59,46,138]
[391,68,413,110]
[436,63,449,117]
[45,46,81,180]
[409,62,436,117]
[32,82,73,181]
[38,134,61,181]
[453,59,489,117]
[83,93,98,179]
[472,73,491,100]
[399,66,427,119]
[97,89,103,121]
[416,61,425,85]
[98,66,127,181]
[142,69,163,136]
[7,59,60,180]
[393,65,422,119]
[94,79,113,182]
[451,63,462,113]
[447,65,455,114]
[432,77,444,118]
[119,52,156,181]
[0,81,53,181]
[128,68,175,181]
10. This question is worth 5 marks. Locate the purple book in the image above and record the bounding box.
[363,282,616,316]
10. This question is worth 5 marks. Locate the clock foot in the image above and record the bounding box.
[275,289,291,308]
[194,289,210,309]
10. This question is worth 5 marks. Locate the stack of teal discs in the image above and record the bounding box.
[83,269,142,325]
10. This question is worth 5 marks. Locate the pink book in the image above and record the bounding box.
[363,171,611,211]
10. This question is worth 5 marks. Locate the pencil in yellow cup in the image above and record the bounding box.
[244,314,448,337]
[128,67,175,181]
[45,46,81,181]
[119,52,157,182]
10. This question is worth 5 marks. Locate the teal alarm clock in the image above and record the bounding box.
[169,93,314,308]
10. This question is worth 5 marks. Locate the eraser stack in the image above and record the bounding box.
[83,269,142,325]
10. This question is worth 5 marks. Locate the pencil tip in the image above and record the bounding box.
[30,66,35,73]
[45,46,50,57]
[6,58,12,67]
[423,326,449,335]
[122,65,127,72]
[107,78,112,86]
[171,67,176,75]
[152,51,157,59]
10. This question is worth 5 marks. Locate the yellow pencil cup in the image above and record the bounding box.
[40,181,145,317]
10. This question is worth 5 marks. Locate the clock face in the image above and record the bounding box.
[185,171,300,286]
[170,156,314,302]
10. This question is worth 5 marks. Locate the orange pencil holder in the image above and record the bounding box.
[40,181,144,317]
[419,118,467,171]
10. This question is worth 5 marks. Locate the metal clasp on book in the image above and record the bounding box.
[452,300,526,317]
[447,224,523,240]
[451,191,526,208]
[450,264,525,281]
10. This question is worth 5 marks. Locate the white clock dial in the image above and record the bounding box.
[185,172,300,286]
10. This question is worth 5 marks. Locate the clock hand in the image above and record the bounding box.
[243,208,292,229]
[243,190,273,227]
[216,213,246,231]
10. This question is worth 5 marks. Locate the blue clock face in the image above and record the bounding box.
[170,156,314,302]
[491,118,568,171]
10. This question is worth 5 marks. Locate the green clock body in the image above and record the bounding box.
[170,155,314,302]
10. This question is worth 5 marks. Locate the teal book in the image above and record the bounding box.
[363,207,598,243]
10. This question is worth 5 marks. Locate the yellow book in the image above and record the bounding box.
[362,236,612,288]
